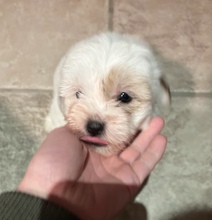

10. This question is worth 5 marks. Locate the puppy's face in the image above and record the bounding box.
[59,33,170,156]
[61,66,153,156]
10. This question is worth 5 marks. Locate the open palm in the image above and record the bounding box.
[18,117,166,220]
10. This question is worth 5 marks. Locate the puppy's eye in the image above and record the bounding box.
[118,92,132,103]
[76,91,82,99]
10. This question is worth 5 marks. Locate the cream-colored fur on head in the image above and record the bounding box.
[45,32,170,156]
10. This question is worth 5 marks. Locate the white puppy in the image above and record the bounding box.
[45,32,170,156]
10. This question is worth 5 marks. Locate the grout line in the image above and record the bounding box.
[0,88,212,98]
[108,0,114,31]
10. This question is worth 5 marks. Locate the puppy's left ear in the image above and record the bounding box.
[157,77,171,115]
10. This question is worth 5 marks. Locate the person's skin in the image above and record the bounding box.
[18,117,166,220]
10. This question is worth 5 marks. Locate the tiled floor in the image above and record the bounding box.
[0,1,211,220]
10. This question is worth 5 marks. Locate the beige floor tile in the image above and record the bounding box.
[0,0,108,89]
[0,90,212,219]
[113,0,212,93]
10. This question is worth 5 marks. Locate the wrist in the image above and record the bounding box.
[17,173,75,216]
[17,172,49,200]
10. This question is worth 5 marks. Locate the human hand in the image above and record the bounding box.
[18,117,167,220]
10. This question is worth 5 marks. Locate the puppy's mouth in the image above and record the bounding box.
[80,135,108,147]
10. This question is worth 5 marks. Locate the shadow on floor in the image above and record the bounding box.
[116,206,212,220]
[115,202,147,220]
[169,209,212,220]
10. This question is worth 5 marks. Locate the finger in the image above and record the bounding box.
[120,117,164,164]
[132,134,167,183]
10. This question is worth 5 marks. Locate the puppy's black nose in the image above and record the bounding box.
[86,120,105,136]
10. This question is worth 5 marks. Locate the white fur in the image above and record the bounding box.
[45,32,170,156]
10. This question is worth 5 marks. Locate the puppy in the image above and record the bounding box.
[45,32,170,156]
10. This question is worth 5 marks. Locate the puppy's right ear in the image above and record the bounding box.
[157,77,171,115]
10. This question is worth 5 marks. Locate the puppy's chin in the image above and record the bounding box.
[78,132,129,156]
[84,142,127,156]
[78,129,144,156]
[88,131,143,156]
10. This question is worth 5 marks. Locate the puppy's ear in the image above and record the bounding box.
[157,77,171,115]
